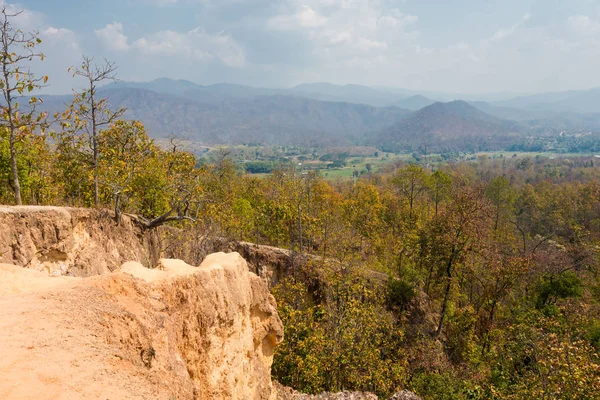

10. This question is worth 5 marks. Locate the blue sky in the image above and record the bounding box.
[10,0,600,94]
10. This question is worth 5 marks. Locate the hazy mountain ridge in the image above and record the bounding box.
[35,78,600,149]
[39,87,411,146]
[394,95,436,110]
[291,82,404,107]
[108,78,600,112]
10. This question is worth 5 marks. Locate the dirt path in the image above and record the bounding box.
[0,264,172,399]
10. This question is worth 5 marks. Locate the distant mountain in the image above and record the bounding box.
[107,78,600,115]
[108,78,202,95]
[198,95,410,146]
[531,88,600,114]
[111,79,409,106]
[495,88,600,114]
[38,79,600,151]
[290,82,405,106]
[468,101,547,121]
[39,87,411,146]
[394,95,436,110]
[372,100,521,152]
[108,79,285,104]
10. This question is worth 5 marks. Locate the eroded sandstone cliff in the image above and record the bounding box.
[0,252,283,399]
[0,206,158,276]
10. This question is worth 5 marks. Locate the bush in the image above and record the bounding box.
[387,278,416,312]
[535,271,583,308]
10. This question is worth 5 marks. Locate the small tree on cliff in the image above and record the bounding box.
[0,7,49,205]
[97,120,153,221]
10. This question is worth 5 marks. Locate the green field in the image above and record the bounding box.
[193,144,598,181]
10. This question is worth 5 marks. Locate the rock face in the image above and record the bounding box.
[275,382,378,399]
[0,252,283,399]
[0,206,157,276]
[202,239,294,288]
[274,382,422,400]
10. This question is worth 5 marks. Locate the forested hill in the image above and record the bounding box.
[372,100,521,152]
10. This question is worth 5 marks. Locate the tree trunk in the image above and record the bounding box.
[114,191,121,222]
[9,136,21,205]
[435,255,454,338]
[91,82,99,207]
[3,48,20,205]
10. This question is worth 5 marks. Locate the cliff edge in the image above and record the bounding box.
[0,206,158,276]
[0,252,283,399]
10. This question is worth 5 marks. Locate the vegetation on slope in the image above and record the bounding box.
[4,120,600,398]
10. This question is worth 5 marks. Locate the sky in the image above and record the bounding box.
[8,0,600,94]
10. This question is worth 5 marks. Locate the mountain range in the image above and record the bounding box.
[36,79,600,150]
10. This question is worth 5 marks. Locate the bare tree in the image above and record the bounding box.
[0,7,49,205]
[69,56,126,206]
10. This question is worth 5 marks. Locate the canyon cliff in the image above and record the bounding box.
[0,252,283,399]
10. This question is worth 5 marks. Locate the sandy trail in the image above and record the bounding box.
[0,265,169,399]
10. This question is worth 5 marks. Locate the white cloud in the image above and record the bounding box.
[9,0,600,94]
[36,27,82,92]
[0,2,82,94]
[0,0,44,31]
[95,23,245,68]
[95,22,130,51]
[132,0,178,5]
[268,1,419,65]
[356,37,387,51]
[268,6,327,30]
[42,27,80,51]
[152,0,178,5]
[491,13,530,41]
[568,15,600,35]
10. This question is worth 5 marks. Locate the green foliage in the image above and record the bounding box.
[0,66,599,399]
[408,372,469,400]
[535,271,583,308]
[386,278,415,312]
[273,268,407,397]
[586,321,600,351]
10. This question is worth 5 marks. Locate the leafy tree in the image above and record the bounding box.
[535,271,583,309]
[422,185,490,337]
[392,163,428,223]
[0,6,49,204]
[428,170,452,216]
[486,175,515,232]
[97,120,153,220]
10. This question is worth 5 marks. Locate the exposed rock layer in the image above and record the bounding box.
[0,252,283,399]
[274,382,422,400]
[0,206,158,276]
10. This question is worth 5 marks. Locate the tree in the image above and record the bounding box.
[129,137,202,230]
[97,120,153,220]
[0,7,48,205]
[422,185,490,338]
[52,120,92,205]
[392,163,428,223]
[68,56,126,206]
[486,175,515,232]
[428,170,452,217]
